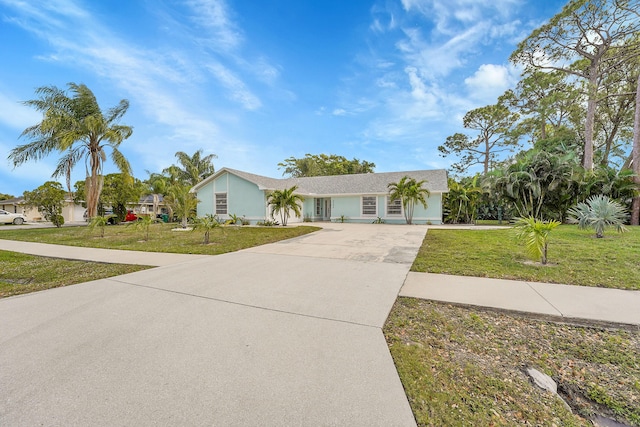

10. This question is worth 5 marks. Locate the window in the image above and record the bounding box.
[215,193,227,215]
[362,196,377,216]
[387,197,402,215]
[315,198,321,216]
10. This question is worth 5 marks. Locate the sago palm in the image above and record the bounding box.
[9,83,133,219]
[512,216,561,265]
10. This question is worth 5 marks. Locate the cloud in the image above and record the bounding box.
[0,91,40,130]
[206,63,262,110]
[464,63,518,102]
[184,0,243,52]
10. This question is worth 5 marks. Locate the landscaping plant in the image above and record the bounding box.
[192,214,222,244]
[512,216,561,265]
[567,195,628,238]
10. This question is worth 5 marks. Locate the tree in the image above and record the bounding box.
[439,103,520,174]
[631,72,640,225]
[387,176,430,225]
[164,184,198,228]
[513,216,561,265]
[267,186,304,226]
[173,149,216,187]
[0,193,14,201]
[75,173,144,222]
[510,0,640,171]
[278,154,375,177]
[568,194,628,237]
[444,176,483,224]
[88,215,108,238]
[192,214,222,244]
[9,83,133,218]
[23,181,66,227]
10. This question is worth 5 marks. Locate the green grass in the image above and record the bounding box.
[0,223,320,255]
[411,225,640,289]
[384,298,640,426]
[0,250,149,298]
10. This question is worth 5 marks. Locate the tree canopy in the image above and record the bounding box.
[278,154,375,177]
[23,181,66,227]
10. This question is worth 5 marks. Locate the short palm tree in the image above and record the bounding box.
[567,195,628,238]
[512,216,561,265]
[88,215,109,238]
[192,214,222,244]
[9,83,133,219]
[165,184,198,228]
[267,186,304,226]
[388,176,430,224]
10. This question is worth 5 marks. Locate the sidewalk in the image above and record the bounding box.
[401,272,640,327]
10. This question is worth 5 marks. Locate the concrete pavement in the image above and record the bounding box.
[401,272,640,327]
[0,223,426,426]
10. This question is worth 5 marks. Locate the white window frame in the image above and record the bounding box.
[387,197,402,216]
[361,196,377,216]
[315,198,322,216]
[215,193,227,215]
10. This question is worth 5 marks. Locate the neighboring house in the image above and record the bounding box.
[131,194,168,216]
[191,167,448,225]
[0,197,85,222]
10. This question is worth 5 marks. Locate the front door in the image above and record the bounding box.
[323,199,331,221]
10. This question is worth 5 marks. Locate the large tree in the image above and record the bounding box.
[9,83,133,218]
[173,149,216,187]
[631,72,640,225]
[439,103,520,174]
[278,154,375,177]
[267,186,304,226]
[23,181,66,227]
[510,0,640,171]
[387,176,430,225]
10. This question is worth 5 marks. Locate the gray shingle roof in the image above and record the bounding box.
[194,167,448,195]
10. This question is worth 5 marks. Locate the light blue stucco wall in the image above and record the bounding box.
[196,183,214,218]
[196,172,267,223]
[326,193,443,224]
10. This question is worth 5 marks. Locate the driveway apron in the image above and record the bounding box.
[0,223,427,426]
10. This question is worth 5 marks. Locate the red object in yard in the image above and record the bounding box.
[125,210,138,222]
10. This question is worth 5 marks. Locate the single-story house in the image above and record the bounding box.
[0,197,86,223]
[191,167,448,224]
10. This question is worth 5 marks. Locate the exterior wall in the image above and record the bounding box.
[196,182,214,218]
[324,193,444,224]
[227,173,267,221]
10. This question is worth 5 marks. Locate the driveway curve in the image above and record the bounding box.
[0,223,427,426]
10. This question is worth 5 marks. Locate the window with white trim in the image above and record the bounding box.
[362,196,377,216]
[387,197,402,215]
[215,193,227,215]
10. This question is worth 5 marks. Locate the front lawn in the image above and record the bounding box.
[0,223,320,255]
[384,298,640,427]
[411,225,640,290]
[0,250,149,298]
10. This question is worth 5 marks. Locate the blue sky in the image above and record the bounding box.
[0,0,567,197]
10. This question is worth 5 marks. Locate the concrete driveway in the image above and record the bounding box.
[0,223,427,426]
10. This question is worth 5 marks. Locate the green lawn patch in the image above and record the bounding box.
[384,298,640,427]
[411,225,640,290]
[0,250,149,298]
[0,223,320,255]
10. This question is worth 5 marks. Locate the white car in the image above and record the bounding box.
[0,209,27,225]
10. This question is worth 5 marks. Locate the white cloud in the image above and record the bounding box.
[0,91,40,130]
[185,0,243,52]
[206,63,262,110]
[464,63,518,102]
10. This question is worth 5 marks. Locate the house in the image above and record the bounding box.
[191,167,448,224]
[0,197,85,222]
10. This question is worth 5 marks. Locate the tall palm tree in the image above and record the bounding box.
[388,176,430,224]
[164,183,198,228]
[9,83,133,218]
[174,149,216,187]
[267,186,304,226]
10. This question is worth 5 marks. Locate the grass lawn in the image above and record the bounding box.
[384,298,640,427]
[0,250,149,298]
[411,225,640,290]
[0,223,320,255]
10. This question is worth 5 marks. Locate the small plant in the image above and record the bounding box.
[226,213,241,225]
[241,216,250,226]
[372,217,385,224]
[88,215,108,238]
[129,215,155,241]
[257,219,279,226]
[192,214,221,244]
[512,216,561,265]
[336,215,348,223]
[567,195,628,238]
[303,214,312,223]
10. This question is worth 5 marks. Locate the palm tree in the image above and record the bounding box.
[192,214,222,244]
[567,195,628,238]
[512,216,561,265]
[267,186,304,226]
[174,149,216,187]
[387,176,430,224]
[9,83,133,219]
[165,184,198,228]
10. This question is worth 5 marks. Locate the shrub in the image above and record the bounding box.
[567,195,628,238]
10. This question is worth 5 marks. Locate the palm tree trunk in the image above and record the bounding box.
[631,73,640,225]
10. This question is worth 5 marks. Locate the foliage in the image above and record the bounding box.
[88,215,108,238]
[372,217,385,224]
[9,83,133,218]
[439,103,520,174]
[411,227,640,290]
[388,176,430,224]
[443,176,483,224]
[567,195,628,238]
[257,219,279,226]
[0,193,14,201]
[164,183,198,228]
[512,216,561,265]
[22,181,66,227]
[129,215,155,241]
[171,149,216,187]
[267,186,304,226]
[278,153,375,177]
[192,214,222,244]
[75,173,145,222]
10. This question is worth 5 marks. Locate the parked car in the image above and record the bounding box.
[0,209,27,225]
[125,210,138,222]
